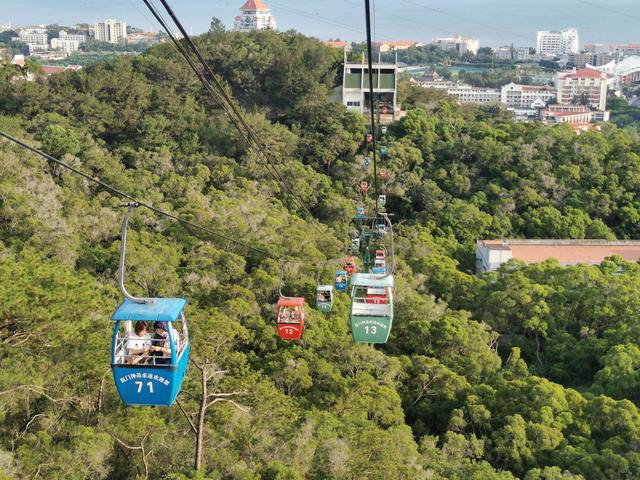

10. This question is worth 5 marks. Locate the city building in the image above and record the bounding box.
[94,19,127,44]
[58,30,85,43]
[419,81,555,109]
[374,41,422,53]
[40,64,83,76]
[18,30,48,46]
[50,30,83,55]
[127,32,162,45]
[50,38,79,55]
[536,28,579,56]
[446,85,501,104]
[591,56,640,90]
[342,52,399,123]
[555,68,611,111]
[476,239,640,274]
[568,52,618,69]
[495,46,532,62]
[233,0,277,32]
[500,83,556,108]
[322,41,352,53]
[0,23,12,33]
[431,35,479,55]
[615,44,640,57]
[10,54,26,66]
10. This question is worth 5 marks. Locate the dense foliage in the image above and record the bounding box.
[2,28,640,479]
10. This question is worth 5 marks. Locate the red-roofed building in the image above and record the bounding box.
[476,239,640,273]
[323,41,352,53]
[555,68,612,111]
[39,64,83,76]
[234,0,276,32]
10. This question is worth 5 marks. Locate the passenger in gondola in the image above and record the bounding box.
[279,307,292,323]
[151,321,173,365]
[125,321,152,364]
[291,309,301,323]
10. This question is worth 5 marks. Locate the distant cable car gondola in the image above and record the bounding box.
[378,194,386,207]
[356,207,365,219]
[349,273,394,343]
[379,169,389,179]
[360,181,369,193]
[366,133,373,143]
[381,126,387,135]
[316,261,335,313]
[380,145,388,157]
[111,203,189,407]
[277,262,305,340]
[335,270,348,292]
[364,156,371,168]
[351,237,361,253]
[316,285,334,313]
[344,257,356,275]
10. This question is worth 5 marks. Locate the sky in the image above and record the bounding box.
[2,0,640,47]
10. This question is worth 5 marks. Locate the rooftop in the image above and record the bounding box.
[480,239,640,265]
[563,68,610,79]
[375,41,419,47]
[240,0,270,10]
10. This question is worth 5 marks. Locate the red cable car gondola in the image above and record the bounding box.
[277,297,305,341]
[344,257,357,275]
[360,181,369,193]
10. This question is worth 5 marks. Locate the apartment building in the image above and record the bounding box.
[536,28,579,56]
[555,68,611,111]
[495,46,532,62]
[500,83,556,108]
[94,19,127,44]
[431,35,479,55]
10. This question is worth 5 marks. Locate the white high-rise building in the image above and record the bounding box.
[431,35,479,55]
[94,19,127,44]
[536,28,579,56]
[233,0,277,32]
[0,23,12,33]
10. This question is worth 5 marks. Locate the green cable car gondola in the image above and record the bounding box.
[316,285,334,313]
[316,259,337,313]
[349,273,394,343]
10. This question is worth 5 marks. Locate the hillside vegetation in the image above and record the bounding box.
[2,28,640,480]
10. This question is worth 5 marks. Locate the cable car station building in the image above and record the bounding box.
[342,52,399,124]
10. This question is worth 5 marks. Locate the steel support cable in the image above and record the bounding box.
[0,131,280,259]
[147,0,324,233]
[142,0,315,226]
[363,0,380,213]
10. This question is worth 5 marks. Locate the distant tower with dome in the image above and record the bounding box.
[233,0,277,32]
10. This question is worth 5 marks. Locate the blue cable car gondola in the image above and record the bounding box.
[111,299,189,406]
[110,203,190,407]
[336,270,348,292]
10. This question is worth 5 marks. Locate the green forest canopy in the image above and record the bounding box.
[2,28,640,479]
